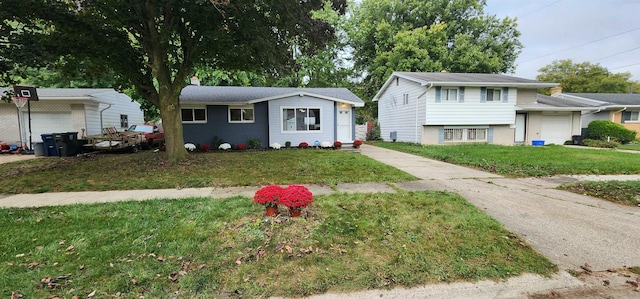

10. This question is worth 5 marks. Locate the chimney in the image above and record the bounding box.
[190,76,200,86]
[550,86,562,95]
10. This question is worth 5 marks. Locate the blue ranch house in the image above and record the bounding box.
[179,86,365,148]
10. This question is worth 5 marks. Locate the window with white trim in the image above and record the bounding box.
[444,128,488,143]
[442,88,458,101]
[485,88,501,102]
[228,105,254,123]
[181,107,207,123]
[282,108,320,131]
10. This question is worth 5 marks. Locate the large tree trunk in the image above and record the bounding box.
[159,91,188,162]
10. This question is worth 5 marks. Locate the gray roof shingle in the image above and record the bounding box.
[564,93,640,106]
[180,86,364,106]
[536,94,603,108]
[394,72,557,86]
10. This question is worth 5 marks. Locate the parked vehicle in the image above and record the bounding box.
[126,124,164,149]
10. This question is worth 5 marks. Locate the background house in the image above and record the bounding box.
[0,88,144,145]
[373,72,594,146]
[179,86,365,147]
[549,91,640,137]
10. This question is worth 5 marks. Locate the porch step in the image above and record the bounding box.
[337,145,361,153]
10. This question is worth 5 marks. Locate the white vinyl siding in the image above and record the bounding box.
[426,87,515,125]
[376,77,427,143]
[268,96,335,145]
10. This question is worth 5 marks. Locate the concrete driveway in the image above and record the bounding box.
[360,145,640,272]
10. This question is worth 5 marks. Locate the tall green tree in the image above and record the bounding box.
[536,60,637,94]
[349,0,522,104]
[2,0,345,161]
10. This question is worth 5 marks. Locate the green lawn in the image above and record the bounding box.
[618,144,640,151]
[0,191,556,298]
[559,180,640,207]
[0,150,416,194]
[371,142,640,177]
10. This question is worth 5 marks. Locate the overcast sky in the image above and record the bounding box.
[484,0,640,81]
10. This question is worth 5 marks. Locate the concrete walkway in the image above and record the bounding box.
[2,145,640,298]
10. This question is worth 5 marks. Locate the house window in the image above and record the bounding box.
[485,88,501,102]
[622,111,639,122]
[442,88,458,101]
[403,94,409,105]
[120,114,128,128]
[181,107,207,123]
[229,105,254,123]
[444,128,488,143]
[283,108,320,132]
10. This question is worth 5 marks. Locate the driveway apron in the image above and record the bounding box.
[360,145,640,271]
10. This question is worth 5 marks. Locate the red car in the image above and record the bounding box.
[126,124,164,149]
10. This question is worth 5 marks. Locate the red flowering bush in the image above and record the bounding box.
[353,140,363,148]
[333,141,342,148]
[236,143,247,150]
[279,185,313,210]
[298,142,309,148]
[253,185,284,207]
[199,144,211,152]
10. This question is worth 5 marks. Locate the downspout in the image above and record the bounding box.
[612,107,626,122]
[100,104,112,133]
[415,83,433,143]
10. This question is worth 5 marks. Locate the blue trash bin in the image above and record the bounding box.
[41,134,58,156]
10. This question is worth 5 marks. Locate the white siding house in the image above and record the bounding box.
[0,88,143,145]
[374,72,593,145]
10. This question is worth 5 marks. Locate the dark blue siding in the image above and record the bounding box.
[182,102,270,148]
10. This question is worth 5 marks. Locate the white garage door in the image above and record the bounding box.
[540,114,572,145]
[22,112,74,143]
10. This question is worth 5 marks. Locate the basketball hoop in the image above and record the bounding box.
[12,97,28,110]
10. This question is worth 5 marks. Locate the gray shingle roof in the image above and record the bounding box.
[537,94,603,108]
[564,93,640,106]
[394,72,557,86]
[180,86,365,106]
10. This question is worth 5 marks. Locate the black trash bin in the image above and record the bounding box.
[54,132,79,157]
[41,134,58,157]
[571,135,584,145]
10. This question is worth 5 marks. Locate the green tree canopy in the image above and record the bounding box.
[2,0,345,161]
[536,59,637,94]
[348,0,522,103]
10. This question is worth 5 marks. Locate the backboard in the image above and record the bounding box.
[13,85,39,101]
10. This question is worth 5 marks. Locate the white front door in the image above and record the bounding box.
[336,108,352,142]
[515,113,526,143]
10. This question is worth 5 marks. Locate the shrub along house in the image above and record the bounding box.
[179,85,364,148]
[373,72,598,145]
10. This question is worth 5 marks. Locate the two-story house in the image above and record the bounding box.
[373,72,596,145]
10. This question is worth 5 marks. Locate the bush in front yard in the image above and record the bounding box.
[586,120,636,144]
[582,139,619,148]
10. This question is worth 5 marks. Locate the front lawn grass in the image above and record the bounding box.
[559,180,640,207]
[0,150,416,194]
[618,144,640,151]
[0,191,556,298]
[371,142,640,177]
